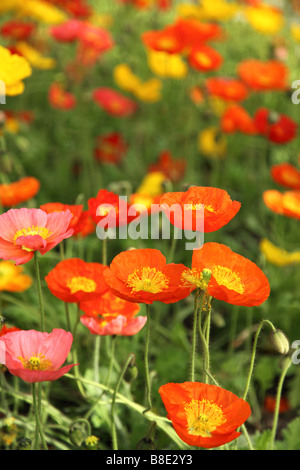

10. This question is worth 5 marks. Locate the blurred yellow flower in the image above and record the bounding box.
[177,3,203,20]
[89,13,114,29]
[114,64,141,93]
[135,78,162,103]
[0,46,32,96]
[198,127,227,159]
[245,4,284,34]
[291,23,300,42]
[136,171,166,197]
[260,239,300,266]
[198,0,240,21]
[19,0,67,24]
[16,42,56,70]
[147,50,188,79]
[0,261,32,292]
[0,0,22,14]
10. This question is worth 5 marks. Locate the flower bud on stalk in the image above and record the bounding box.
[270,329,290,355]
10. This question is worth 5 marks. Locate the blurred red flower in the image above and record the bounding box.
[159,382,251,448]
[0,325,21,337]
[148,150,186,183]
[0,177,40,207]
[45,258,108,303]
[94,132,128,164]
[263,189,300,220]
[205,77,249,102]
[88,189,138,227]
[271,163,300,189]
[159,186,241,232]
[0,20,35,41]
[93,88,137,117]
[103,248,192,304]
[254,108,297,144]
[188,44,223,72]
[221,104,257,135]
[48,82,77,110]
[50,19,82,42]
[238,59,288,91]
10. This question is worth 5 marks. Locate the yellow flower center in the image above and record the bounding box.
[126,266,169,293]
[158,37,176,51]
[66,276,97,294]
[195,52,212,68]
[13,226,51,243]
[212,265,244,294]
[18,353,52,371]
[181,268,212,290]
[184,399,227,438]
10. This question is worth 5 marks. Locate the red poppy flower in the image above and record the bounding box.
[0,328,77,383]
[0,20,35,41]
[263,189,300,220]
[93,88,137,117]
[182,242,270,307]
[271,163,300,189]
[50,19,82,42]
[48,82,77,110]
[0,177,40,207]
[159,186,241,233]
[94,132,128,164]
[205,77,249,102]
[80,290,146,336]
[254,108,297,144]
[148,150,186,183]
[221,104,257,135]
[142,25,185,54]
[264,395,290,414]
[159,382,251,448]
[188,45,223,72]
[237,59,288,91]
[76,23,114,66]
[45,258,109,303]
[72,210,96,238]
[103,248,192,304]
[40,202,84,235]
[88,189,137,227]
[0,325,21,337]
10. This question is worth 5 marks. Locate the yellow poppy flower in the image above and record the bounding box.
[136,172,166,197]
[15,42,56,70]
[135,78,162,103]
[19,0,67,24]
[114,64,141,93]
[260,239,300,266]
[291,23,300,42]
[0,261,32,292]
[0,46,32,97]
[245,4,284,35]
[198,127,227,159]
[198,0,240,21]
[147,50,188,79]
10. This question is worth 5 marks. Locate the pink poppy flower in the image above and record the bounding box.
[0,208,74,265]
[80,314,147,336]
[0,329,77,383]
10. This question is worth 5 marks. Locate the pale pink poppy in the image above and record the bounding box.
[0,208,74,265]
[0,328,77,383]
[80,314,147,336]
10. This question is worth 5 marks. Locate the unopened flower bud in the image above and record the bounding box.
[69,427,85,447]
[124,354,138,384]
[136,438,156,450]
[270,329,290,355]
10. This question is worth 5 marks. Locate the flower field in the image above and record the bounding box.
[1,0,300,452]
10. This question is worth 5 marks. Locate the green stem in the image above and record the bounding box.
[111,353,135,450]
[31,383,48,450]
[34,252,45,332]
[143,304,152,414]
[269,358,292,450]
[243,319,276,401]
[105,335,116,388]
[93,336,101,384]
[191,289,201,382]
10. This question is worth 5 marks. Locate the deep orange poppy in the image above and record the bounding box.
[271,163,300,189]
[103,248,192,304]
[188,45,223,73]
[40,202,84,235]
[48,82,77,110]
[237,59,288,91]
[205,77,249,102]
[263,189,300,220]
[45,258,108,303]
[0,177,40,207]
[159,186,241,232]
[159,382,251,448]
[182,242,270,307]
[221,104,257,135]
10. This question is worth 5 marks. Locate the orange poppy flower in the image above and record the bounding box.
[263,189,300,220]
[45,258,109,303]
[40,202,84,236]
[72,210,95,238]
[237,59,288,91]
[221,104,257,135]
[93,88,137,117]
[188,45,223,72]
[48,82,77,110]
[0,177,40,207]
[254,108,297,144]
[182,242,270,307]
[205,77,249,102]
[94,132,128,164]
[271,163,300,189]
[103,248,192,304]
[159,382,251,448]
[159,186,241,232]
[148,150,186,183]
[0,261,32,293]
[142,25,186,54]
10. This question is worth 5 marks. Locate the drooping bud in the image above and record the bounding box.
[270,329,290,355]
[136,421,156,450]
[124,354,138,384]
